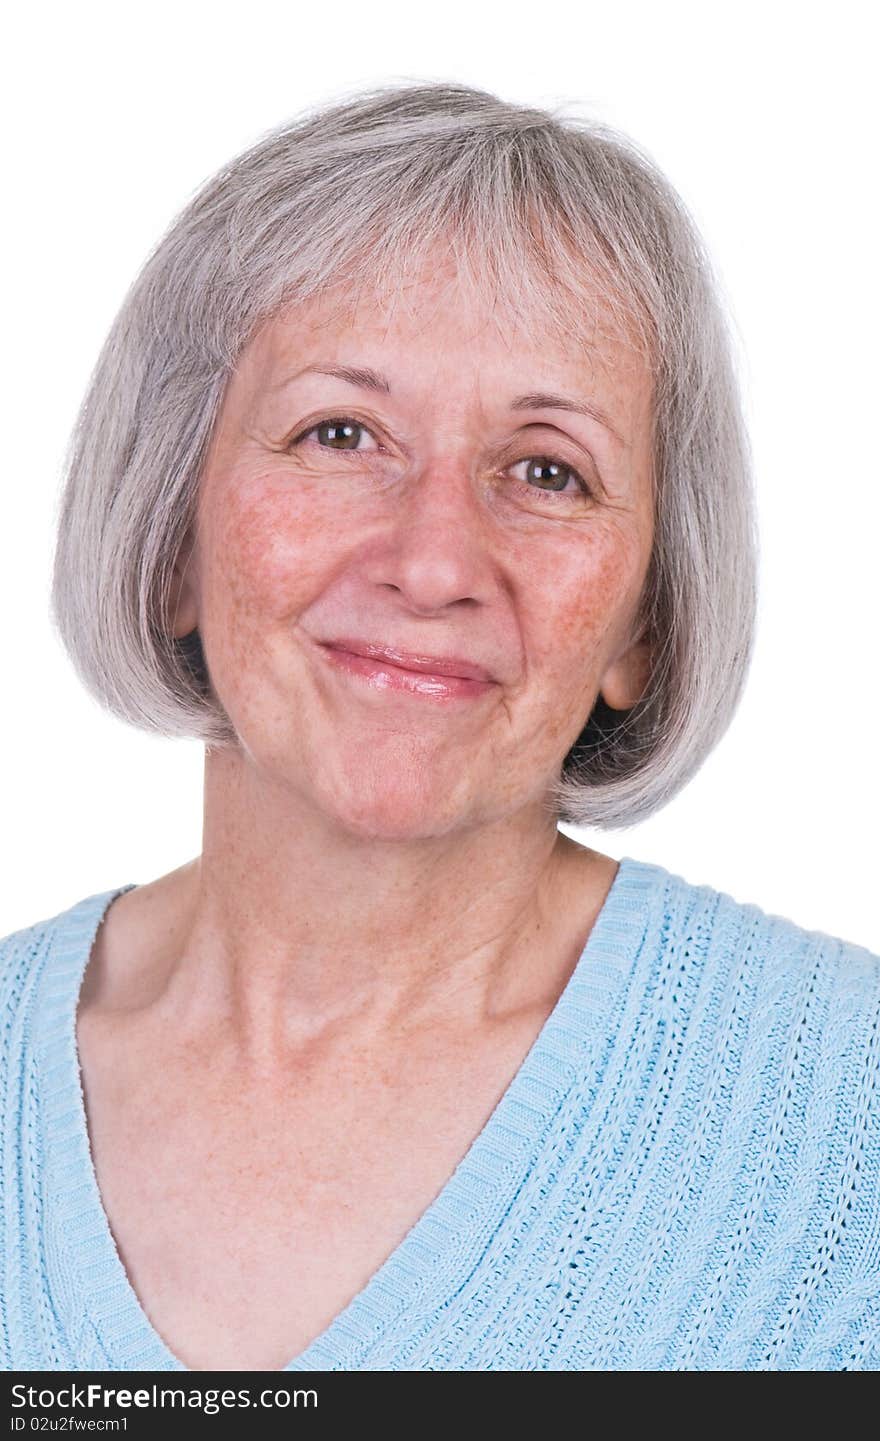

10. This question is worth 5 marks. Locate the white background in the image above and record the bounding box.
[2,0,877,949]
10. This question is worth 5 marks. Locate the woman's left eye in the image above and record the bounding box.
[508,456,592,501]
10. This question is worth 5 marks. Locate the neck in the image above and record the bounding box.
[102,746,613,1065]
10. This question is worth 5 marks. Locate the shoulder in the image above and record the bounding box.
[620,855,880,1135]
[634,854,880,1007]
[0,885,134,1066]
[0,904,61,1034]
[634,854,880,1171]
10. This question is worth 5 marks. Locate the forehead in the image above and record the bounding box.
[236,245,654,416]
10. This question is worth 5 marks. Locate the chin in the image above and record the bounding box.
[321,777,472,844]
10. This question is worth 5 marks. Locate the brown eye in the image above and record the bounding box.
[509,455,593,503]
[316,419,362,450]
[525,458,573,492]
[291,417,381,453]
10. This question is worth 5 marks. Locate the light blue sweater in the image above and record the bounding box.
[1,855,878,1371]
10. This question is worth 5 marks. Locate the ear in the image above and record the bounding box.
[168,529,200,640]
[598,632,652,712]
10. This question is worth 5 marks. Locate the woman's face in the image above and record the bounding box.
[175,254,656,839]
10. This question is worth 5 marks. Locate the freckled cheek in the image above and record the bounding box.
[530,530,645,687]
[202,492,338,627]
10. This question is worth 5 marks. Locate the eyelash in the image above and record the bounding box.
[288,415,594,504]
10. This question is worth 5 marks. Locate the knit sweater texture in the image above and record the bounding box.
[1,855,879,1372]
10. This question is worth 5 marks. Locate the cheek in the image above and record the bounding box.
[528,525,645,678]
[202,480,334,626]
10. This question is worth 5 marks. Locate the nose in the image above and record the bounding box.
[364,456,497,613]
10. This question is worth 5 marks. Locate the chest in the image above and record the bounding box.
[75,1010,536,1372]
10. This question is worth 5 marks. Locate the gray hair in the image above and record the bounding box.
[49,79,759,829]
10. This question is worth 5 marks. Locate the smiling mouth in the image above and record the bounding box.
[317,642,497,702]
[320,638,494,683]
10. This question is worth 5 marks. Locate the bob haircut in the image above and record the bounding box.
[49,80,759,830]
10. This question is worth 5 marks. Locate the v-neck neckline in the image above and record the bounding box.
[35,853,662,1371]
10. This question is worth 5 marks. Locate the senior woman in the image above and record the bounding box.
[1,82,878,1375]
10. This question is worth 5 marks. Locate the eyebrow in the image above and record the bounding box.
[275,363,624,444]
[509,391,624,445]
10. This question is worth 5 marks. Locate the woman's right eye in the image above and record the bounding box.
[291,417,380,453]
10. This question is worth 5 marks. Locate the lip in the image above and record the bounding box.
[319,639,494,683]
[317,640,497,701]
